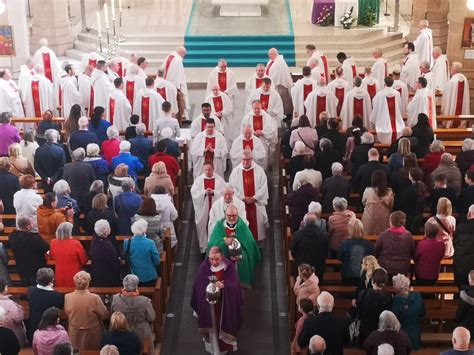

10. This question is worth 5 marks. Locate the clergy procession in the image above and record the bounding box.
[0,0,474,352]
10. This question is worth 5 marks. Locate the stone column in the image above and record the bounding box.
[407,0,449,52]
[29,0,74,56]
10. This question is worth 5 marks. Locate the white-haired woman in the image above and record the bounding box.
[421,139,445,180]
[90,220,121,287]
[85,143,110,186]
[456,138,474,178]
[102,125,121,164]
[124,219,161,287]
[363,310,412,354]
[391,274,425,350]
[49,222,88,287]
[53,179,79,214]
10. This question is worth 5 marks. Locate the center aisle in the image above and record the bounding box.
[160,158,290,354]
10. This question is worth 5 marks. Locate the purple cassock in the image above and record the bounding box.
[312,0,336,24]
[190,257,243,351]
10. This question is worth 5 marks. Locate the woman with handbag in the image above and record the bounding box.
[427,197,456,258]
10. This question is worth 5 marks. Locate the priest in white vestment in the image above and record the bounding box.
[123,64,146,111]
[58,64,82,117]
[191,161,226,255]
[134,77,165,132]
[340,77,372,130]
[18,58,36,98]
[107,59,121,82]
[414,20,433,67]
[206,59,238,98]
[208,186,248,240]
[327,67,351,117]
[306,44,329,82]
[372,48,388,90]
[111,53,129,77]
[266,48,293,116]
[361,66,380,102]
[392,70,409,117]
[245,77,284,126]
[230,125,266,169]
[291,66,316,118]
[107,78,132,130]
[126,53,138,75]
[190,103,224,139]
[190,118,228,179]
[337,52,358,89]
[80,51,104,72]
[0,69,25,118]
[304,78,337,127]
[442,62,470,127]
[370,77,405,144]
[245,64,266,93]
[155,102,180,141]
[308,57,326,83]
[431,47,450,93]
[420,61,435,94]
[137,57,148,79]
[229,151,269,244]
[241,100,277,162]
[155,69,178,114]
[161,46,189,120]
[78,65,93,113]
[400,42,421,92]
[90,61,114,113]
[33,38,59,85]
[407,77,437,128]
[23,65,55,118]
[205,84,235,150]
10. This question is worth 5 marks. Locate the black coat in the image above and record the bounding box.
[350,143,373,178]
[69,130,99,152]
[34,143,66,181]
[101,330,141,355]
[63,161,96,209]
[454,219,474,288]
[363,329,411,355]
[322,129,347,156]
[297,311,350,355]
[85,208,118,238]
[291,224,329,280]
[321,175,351,212]
[457,186,474,218]
[315,149,341,180]
[456,288,474,335]
[90,234,122,287]
[352,161,389,195]
[456,150,474,177]
[427,187,457,215]
[0,327,20,355]
[0,172,19,213]
[281,126,298,159]
[288,155,306,185]
[288,183,320,231]
[411,125,434,158]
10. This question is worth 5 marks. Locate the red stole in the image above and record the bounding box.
[321,55,329,82]
[253,115,263,132]
[164,55,175,80]
[204,136,216,162]
[242,168,258,240]
[118,62,123,77]
[42,52,53,83]
[367,84,376,101]
[303,84,313,102]
[427,96,434,127]
[88,59,97,68]
[386,96,397,143]
[204,178,215,210]
[126,80,135,107]
[157,86,167,101]
[353,97,364,118]
[89,86,95,117]
[217,72,227,92]
[265,60,274,75]
[396,87,402,96]
[335,87,345,116]
[212,96,223,114]
[109,97,116,125]
[260,93,270,111]
[455,80,465,115]
[316,96,326,125]
[31,80,41,117]
[242,139,254,151]
[351,65,357,78]
[141,96,150,129]
[256,77,263,89]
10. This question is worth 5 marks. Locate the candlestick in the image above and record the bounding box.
[104,3,109,28]
[118,9,125,42]
[96,11,101,33]
[119,0,122,12]
[111,0,116,20]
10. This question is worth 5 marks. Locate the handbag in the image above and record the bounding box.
[121,238,133,278]
[297,131,315,151]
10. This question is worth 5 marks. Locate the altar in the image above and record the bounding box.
[211,0,270,16]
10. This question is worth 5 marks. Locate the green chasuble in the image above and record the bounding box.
[358,0,379,26]
[208,217,261,287]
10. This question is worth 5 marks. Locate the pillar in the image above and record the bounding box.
[30,0,74,56]
[407,0,449,52]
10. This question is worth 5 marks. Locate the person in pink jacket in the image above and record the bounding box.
[33,307,71,355]
[293,263,320,306]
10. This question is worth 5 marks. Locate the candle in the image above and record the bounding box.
[119,0,122,12]
[97,11,101,35]
[104,3,109,28]
[111,0,115,20]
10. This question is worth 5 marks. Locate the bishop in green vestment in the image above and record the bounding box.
[208,205,261,288]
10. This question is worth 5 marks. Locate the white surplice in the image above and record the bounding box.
[370,87,405,144]
[245,87,284,125]
[240,110,277,161]
[205,92,236,146]
[304,85,338,127]
[327,77,351,117]
[190,114,224,139]
[18,66,34,99]
[245,73,266,93]
[107,88,132,130]
[80,52,105,72]
[407,87,437,128]
[421,71,435,94]
[208,196,248,241]
[307,51,329,82]
[392,79,409,116]
[414,28,433,67]
[442,73,470,116]
[0,78,25,117]
[311,67,326,83]
[265,55,293,90]
[161,51,189,109]
[431,54,450,93]
[372,57,388,89]
[90,69,114,111]
[77,73,92,111]
[229,134,267,170]
[33,46,60,85]
[342,57,357,89]
[228,162,269,242]
[291,76,317,118]
[108,70,120,83]
[400,53,421,91]
[155,77,178,113]
[23,74,55,117]
[133,88,165,132]
[123,74,146,111]
[361,75,380,102]
[190,173,226,252]
[206,68,238,98]
[190,130,228,179]
[340,86,372,130]
[59,76,82,118]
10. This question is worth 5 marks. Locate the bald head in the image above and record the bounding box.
[432,46,442,59]
[268,48,278,60]
[452,327,471,350]
[309,335,326,354]
[335,66,343,78]
[317,291,334,312]
[176,46,187,57]
[243,125,253,139]
[451,62,462,75]
[419,19,429,29]
[373,48,382,58]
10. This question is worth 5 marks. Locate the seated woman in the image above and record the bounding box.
[85,193,118,237]
[293,263,320,307]
[150,185,178,248]
[8,143,35,177]
[90,220,121,287]
[50,222,88,287]
[85,143,110,187]
[37,192,74,242]
[65,271,108,351]
[0,278,27,346]
[111,275,156,353]
[32,307,71,355]
[131,197,163,252]
[427,197,456,258]
[100,311,141,355]
[144,162,174,197]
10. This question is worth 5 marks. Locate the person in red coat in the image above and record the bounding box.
[421,140,445,185]
[148,140,180,186]
[101,126,121,164]
[49,222,88,287]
